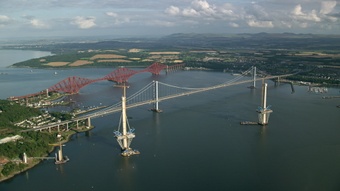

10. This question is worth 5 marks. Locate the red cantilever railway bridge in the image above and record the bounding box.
[10,63,184,100]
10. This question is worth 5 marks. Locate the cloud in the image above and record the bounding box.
[320,1,337,15]
[106,12,118,17]
[146,20,176,27]
[20,15,49,29]
[165,0,218,18]
[0,15,11,26]
[30,19,49,29]
[247,4,270,20]
[1,0,340,37]
[291,4,321,22]
[229,22,239,27]
[218,3,236,17]
[165,6,180,16]
[191,0,216,16]
[105,12,130,25]
[182,8,201,17]
[247,20,274,28]
[292,4,304,16]
[71,16,96,29]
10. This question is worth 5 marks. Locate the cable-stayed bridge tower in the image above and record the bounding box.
[257,81,273,125]
[113,84,140,157]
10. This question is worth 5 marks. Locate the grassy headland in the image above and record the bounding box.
[5,33,340,86]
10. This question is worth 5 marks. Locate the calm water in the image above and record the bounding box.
[0,50,340,191]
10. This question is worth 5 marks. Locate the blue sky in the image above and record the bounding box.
[0,0,339,38]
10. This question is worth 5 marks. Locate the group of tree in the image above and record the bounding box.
[1,161,27,177]
[0,131,57,159]
[0,131,57,177]
[0,100,42,133]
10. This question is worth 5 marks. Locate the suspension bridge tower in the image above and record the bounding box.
[114,84,140,157]
[151,80,162,113]
[251,66,256,89]
[257,81,273,125]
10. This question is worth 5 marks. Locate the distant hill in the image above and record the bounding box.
[3,33,340,52]
[159,33,340,50]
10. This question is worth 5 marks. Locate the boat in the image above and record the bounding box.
[240,121,258,125]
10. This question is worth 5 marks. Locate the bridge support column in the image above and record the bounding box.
[151,81,162,112]
[57,125,60,132]
[114,84,139,157]
[76,120,79,129]
[23,152,28,164]
[46,89,49,97]
[277,76,281,86]
[86,118,91,128]
[257,82,273,125]
[251,66,256,89]
[66,123,69,131]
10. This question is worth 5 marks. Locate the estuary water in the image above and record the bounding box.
[0,50,340,191]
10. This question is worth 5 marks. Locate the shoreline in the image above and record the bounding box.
[0,125,94,183]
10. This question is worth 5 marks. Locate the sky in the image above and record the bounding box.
[0,0,339,39]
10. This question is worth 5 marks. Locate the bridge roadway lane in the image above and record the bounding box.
[22,74,293,132]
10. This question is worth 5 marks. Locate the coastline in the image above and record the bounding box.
[0,125,94,183]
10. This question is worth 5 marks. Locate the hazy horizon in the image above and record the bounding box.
[0,0,339,39]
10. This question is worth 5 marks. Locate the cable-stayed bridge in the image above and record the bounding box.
[88,68,292,116]
[23,66,294,132]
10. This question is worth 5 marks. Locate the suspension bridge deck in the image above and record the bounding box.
[21,70,294,132]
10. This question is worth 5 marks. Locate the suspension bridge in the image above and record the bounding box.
[22,66,294,133]
[19,66,295,156]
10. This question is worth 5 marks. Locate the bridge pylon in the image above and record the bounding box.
[114,84,140,157]
[151,81,162,113]
[250,66,256,89]
[257,81,273,125]
[53,139,69,164]
[23,152,28,164]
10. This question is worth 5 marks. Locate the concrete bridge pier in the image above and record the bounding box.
[23,152,28,164]
[257,82,273,125]
[86,117,91,128]
[275,76,281,86]
[114,84,139,157]
[151,81,162,112]
[252,66,256,89]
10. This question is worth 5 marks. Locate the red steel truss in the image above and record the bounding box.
[48,76,101,94]
[103,67,139,83]
[10,63,185,100]
[144,62,168,75]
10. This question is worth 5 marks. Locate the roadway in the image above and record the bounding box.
[22,73,293,132]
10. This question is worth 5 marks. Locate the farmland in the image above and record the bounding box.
[4,33,340,85]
